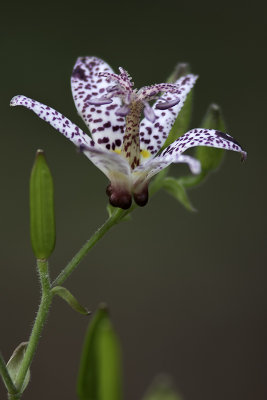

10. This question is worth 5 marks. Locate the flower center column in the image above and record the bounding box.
[121,101,143,170]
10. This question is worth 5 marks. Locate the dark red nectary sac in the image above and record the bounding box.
[133,186,149,207]
[106,184,132,209]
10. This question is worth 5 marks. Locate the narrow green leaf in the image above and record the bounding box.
[51,286,90,316]
[30,150,56,259]
[6,343,30,393]
[0,353,18,395]
[162,177,196,212]
[162,63,193,150]
[195,103,226,172]
[177,170,207,189]
[142,375,182,400]
[77,304,122,400]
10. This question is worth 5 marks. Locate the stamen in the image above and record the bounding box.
[106,84,120,92]
[118,67,134,88]
[87,97,113,106]
[115,105,130,117]
[143,103,156,123]
[155,97,180,110]
[138,83,182,101]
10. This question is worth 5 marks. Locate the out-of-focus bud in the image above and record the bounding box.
[163,62,193,149]
[196,104,226,172]
[30,150,56,260]
[77,304,122,400]
[167,62,190,83]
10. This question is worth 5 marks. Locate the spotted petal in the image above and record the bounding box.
[71,57,125,152]
[80,144,131,182]
[139,74,198,159]
[161,128,247,161]
[10,95,92,147]
[10,95,130,181]
[134,154,201,184]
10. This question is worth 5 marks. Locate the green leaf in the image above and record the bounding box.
[6,343,30,393]
[77,304,122,400]
[30,149,56,259]
[195,103,226,172]
[162,63,193,150]
[162,177,196,212]
[51,286,90,316]
[177,170,207,189]
[142,375,182,400]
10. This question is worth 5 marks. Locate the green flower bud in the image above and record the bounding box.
[167,62,190,83]
[77,304,122,400]
[30,150,56,259]
[196,104,226,172]
[163,63,193,149]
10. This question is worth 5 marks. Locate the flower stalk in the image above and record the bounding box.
[14,260,52,396]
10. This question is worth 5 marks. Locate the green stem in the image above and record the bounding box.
[52,177,164,288]
[7,183,163,398]
[52,207,129,287]
[15,260,52,394]
[0,354,18,396]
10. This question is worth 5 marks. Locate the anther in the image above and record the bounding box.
[143,104,156,123]
[87,97,113,106]
[155,98,180,110]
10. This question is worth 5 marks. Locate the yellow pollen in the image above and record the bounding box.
[141,149,151,158]
[114,148,122,155]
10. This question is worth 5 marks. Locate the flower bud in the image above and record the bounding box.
[30,150,56,259]
[196,104,226,172]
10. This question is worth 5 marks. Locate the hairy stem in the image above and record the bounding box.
[15,260,52,394]
[5,181,163,399]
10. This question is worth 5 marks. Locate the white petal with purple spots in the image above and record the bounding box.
[10,95,131,181]
[10,95,92,147]
[134,154,201,183]
[71,57,125,152]
[80,145,131,181]
[139,74,198,159]
[161,128,247,161]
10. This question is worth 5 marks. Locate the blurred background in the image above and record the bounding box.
[1,1,266,399]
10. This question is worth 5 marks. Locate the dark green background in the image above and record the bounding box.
[1,1,266,399]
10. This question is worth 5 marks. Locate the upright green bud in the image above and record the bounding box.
[163,63,193,149]
[196,104,226,172]
[142,375,182,400]
[167,62,190,84]
[30,150,56,259]
[77,304,122,400]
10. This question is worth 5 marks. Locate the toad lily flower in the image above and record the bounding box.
[10,57,246,209]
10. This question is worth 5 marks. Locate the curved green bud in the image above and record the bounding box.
[167,62,191,84]
[51,286,90,315]
[30,150,56,259]
[6,343,30,394]
[196,103,226,172]
[163,63,193,150]
[77,304,122,400]
[142,375,182,400]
